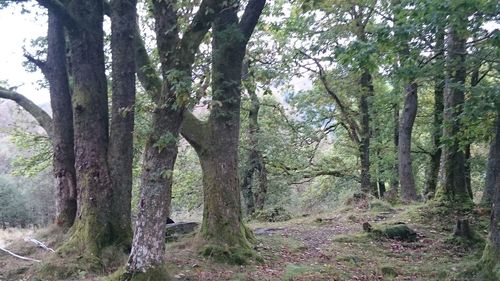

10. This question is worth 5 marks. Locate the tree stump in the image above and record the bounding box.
[453,219,473,239]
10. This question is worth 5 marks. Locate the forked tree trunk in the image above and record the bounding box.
[399,82,418,201]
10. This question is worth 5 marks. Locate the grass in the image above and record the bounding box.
[0,198,493,280]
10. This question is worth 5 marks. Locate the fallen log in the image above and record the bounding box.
[25,237,55,252]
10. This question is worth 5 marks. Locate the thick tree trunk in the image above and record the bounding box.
[437,27,470,203]
[254,162,268,210]
[465,144,473,199]
[108,0,137,249]
[481,135,497,206]
[359,71,374,194]
[398,82,418,201]
[60,0,113,259]
[46,12,77,229]
[480,113,500,278]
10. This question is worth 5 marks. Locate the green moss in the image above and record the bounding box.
[380,265,399,278]
[477,242,500,281]
[106,265,172,281]
[199,243,261,265]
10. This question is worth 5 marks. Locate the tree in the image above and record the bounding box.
[0,9,77,229]
[480,114,500,279]
[181,0,266,260]
[124,0,224,278]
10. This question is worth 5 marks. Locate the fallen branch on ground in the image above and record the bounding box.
[25,237,55,252]
[0,246,41,262]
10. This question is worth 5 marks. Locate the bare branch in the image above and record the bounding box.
[0,87,53,139]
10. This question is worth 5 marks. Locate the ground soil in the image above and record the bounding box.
[0,202,489,281]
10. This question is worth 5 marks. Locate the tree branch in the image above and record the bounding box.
[239,0,266,43]
[0,87,53,139]
[133,22,162,98]
[24,54,48,75]
[36,0,78,30]
[181,111,208,151]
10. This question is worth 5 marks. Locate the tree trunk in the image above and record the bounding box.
[359,71,374,194]
[182,2,266,262]
[437,26,470,204]
[398,82,418,201]
[46,12,77,229]
[465,144,473,199]
[60,0,113,259]
[127,109,182,272]
[481,134,497,206]
[480,112,500,278]
[423,30,445,198]
[108,0,137,250]
[241,74,268,215]
[390,103,400,193]
[125,0,224,276]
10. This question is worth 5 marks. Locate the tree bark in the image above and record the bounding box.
[126,0,223,275]
[438,26,470,203]
[181,0,266,260]
[241,70,268,214]
[398,82,418,201]
[423,30,445,198]
[359,71,374,195]
[45,11,77,228]
[108,0,137,250]
[56,0,113,259]
[481,133,497,206]
[390,102,400,193]
[480,113,500,278]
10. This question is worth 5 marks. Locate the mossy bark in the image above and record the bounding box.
[55,0,113,261]
[480,113,500,279]
[181,0,266,263]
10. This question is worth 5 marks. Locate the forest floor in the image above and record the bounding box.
[0,199,490,281]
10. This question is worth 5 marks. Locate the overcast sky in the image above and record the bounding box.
[0,4,49,105]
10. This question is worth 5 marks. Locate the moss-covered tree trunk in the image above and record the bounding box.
[398,82,418,201]
[436,25,470,204]
[480,113,500,279]
[182,0,265,261]
[107,0,137,250]
[124,0,224,277]
[50,0,114,260]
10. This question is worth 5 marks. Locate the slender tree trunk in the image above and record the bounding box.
[480,113,500,278]
[391,103,400,194]
[423,31,445,198]
[398,82,418,201]
[438,26,470,203]
[44,12,77,228]
[481,135,497,206]
[108,0,137,250]
[241,74,268,215]
[359,71,374,194]
[465,144,473,199]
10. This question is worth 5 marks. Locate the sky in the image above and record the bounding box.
[0,3,49,105]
